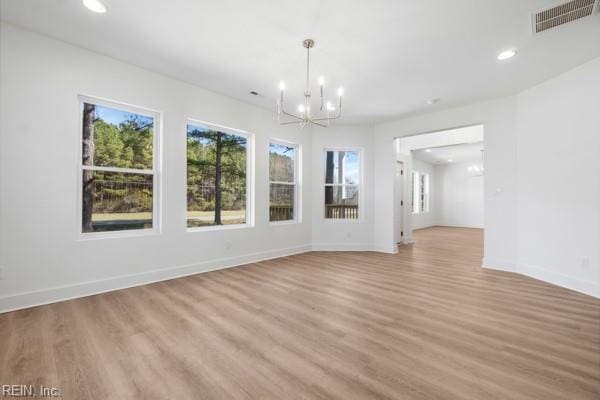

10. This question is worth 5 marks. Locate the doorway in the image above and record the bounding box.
[393,124,484,245]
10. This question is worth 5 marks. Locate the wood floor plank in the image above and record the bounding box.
[0,227,599,399]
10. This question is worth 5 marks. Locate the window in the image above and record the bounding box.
[420,173,430,213]
[324,150,360,220]
[412,171,429,214]
[412,171,420,214]
[269,141,298,222]
[80,97,159,235]
[187,121,250,229]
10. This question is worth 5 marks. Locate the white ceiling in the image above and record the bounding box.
[2,0,599,123]
[413,142,484,165]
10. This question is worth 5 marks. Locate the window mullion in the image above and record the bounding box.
[269,181,295,185]
[82,165,154,175]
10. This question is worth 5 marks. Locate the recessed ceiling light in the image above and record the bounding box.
[447,159,453,163]
[497,49,517,61]
[427,98,440,105]
[82,0,107,13]
[425,149,432,152]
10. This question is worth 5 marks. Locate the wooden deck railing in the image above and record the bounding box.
[270,205,294,221]
[325,204,358,219]
[91,205,357,231]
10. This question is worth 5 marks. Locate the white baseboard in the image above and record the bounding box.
[311,243,378,252]
[435,224,484,229]
[310,242,398,254]
[518,262,599,298]
[0,244,311,314]
[483,258,599,298]
[374,243,399,254]
[482,257,518,273]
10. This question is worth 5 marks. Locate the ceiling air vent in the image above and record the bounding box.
[532,0,599,34]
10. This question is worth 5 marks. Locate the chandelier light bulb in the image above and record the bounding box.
[279,81,285,91]
[326,101,335,111]
[298,104,305,113]
[82,0,107,13]
[337,87,344,97]
[318,76,325,86]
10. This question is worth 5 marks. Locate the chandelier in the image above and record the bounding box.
[277,39,343,128]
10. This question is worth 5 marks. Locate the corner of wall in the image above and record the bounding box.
[483,259,600,298]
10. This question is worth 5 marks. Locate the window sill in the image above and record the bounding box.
[77,228,160,241]
[269,220,300,227]
[323,218,364,224]
[187,223,254,233]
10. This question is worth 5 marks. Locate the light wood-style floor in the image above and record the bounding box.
[1,227,599,399]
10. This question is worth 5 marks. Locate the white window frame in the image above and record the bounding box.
[186,118,254,232]
[420,173,430,213]
[268,139,301,225]
[323,147,363,222]
[412,170,420,214]
[77,95,162,240]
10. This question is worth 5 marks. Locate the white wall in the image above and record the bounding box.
[411,158,436,230]
[434,161,484,228]
[514,57,600,297]
[409,157,485,231]
[310,124,376,251]
[0,24,315,311]
[374,56,600,297]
